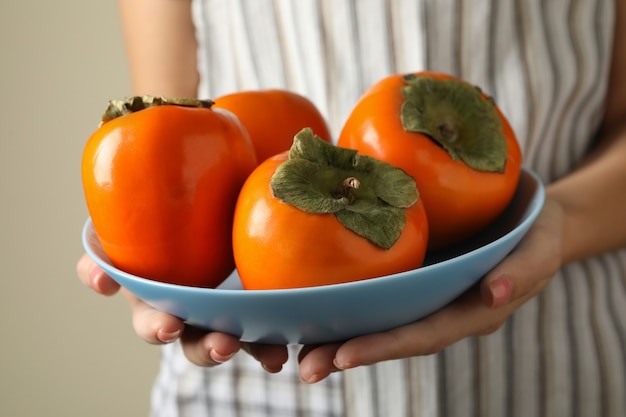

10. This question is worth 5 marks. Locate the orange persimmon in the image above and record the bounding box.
[82,97,257,287]
[215,89,332,163]
[338,72,522,250]
[233,129,429,290]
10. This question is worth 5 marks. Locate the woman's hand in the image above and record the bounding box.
[297,197,566,384]
[76,253,288,371]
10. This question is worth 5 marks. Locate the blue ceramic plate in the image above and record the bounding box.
[82,167,544,344]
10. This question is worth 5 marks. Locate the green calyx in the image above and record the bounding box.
[100,96,214,125]
[401,74,507,172]
[270,128,419,249]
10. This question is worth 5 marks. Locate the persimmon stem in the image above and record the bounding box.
[343,177,360,189]
[339,177,360,203]
[438,120,459,143]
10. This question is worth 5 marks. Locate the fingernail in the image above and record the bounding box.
[333,358,358,370]
[209,349,236,364]
[157,329,181,343]
[88,266,102,289]
[262,363,283,373]
[302,373,322,384]
[488,276,513,308]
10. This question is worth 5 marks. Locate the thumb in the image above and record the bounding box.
[480,200,564,309]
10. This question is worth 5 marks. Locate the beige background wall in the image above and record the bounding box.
[1,1,160,416]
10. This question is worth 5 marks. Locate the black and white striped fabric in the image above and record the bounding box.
[150,1,626,416]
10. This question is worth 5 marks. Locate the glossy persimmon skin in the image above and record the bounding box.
[338,72,522,250]
[215,89,333,163]
[82,105,257,287]
[232,152,429,290]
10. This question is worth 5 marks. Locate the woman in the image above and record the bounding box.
[78,0,626,415]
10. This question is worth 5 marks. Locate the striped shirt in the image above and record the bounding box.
[151,1,626,416]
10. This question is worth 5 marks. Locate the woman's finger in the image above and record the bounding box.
[121,289,185,344]
[332,285,516,370]
[180,328,241,367]
[481,199,564,308]
[297,343,343,383]
[76,253,120,296]
[242,343,289,374]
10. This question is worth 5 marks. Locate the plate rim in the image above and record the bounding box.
[82,166,545,296]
